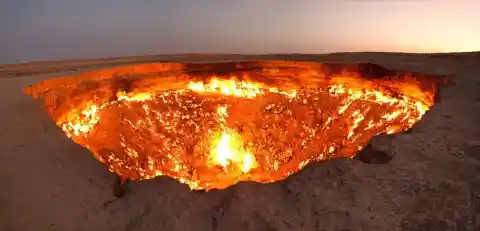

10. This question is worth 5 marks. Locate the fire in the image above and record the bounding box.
[202,102,258,174]
[188,78,265,98]
[211,130,256,173]
[23,61,447,191]
[61,103,102,137]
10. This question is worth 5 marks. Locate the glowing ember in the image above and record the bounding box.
[24,61,446,191]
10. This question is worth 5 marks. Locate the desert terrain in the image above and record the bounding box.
[1,52,479,231]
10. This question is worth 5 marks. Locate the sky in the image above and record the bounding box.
[1,0,479,64]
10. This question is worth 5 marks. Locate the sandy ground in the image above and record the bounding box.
[1,53,480,231]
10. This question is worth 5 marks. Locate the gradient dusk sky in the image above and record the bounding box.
[1,0,479,64]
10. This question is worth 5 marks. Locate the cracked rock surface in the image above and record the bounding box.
[1,53,480,231]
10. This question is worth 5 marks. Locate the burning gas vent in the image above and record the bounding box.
[24,61,446,191]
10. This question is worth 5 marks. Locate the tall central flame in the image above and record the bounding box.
[210,104,257,173]
[211,129,256,173]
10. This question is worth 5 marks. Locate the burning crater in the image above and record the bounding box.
[24,61,446,191]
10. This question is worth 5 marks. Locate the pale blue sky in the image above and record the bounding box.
[1,0,479,64]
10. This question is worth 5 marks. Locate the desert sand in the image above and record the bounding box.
[1,52,479,231]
